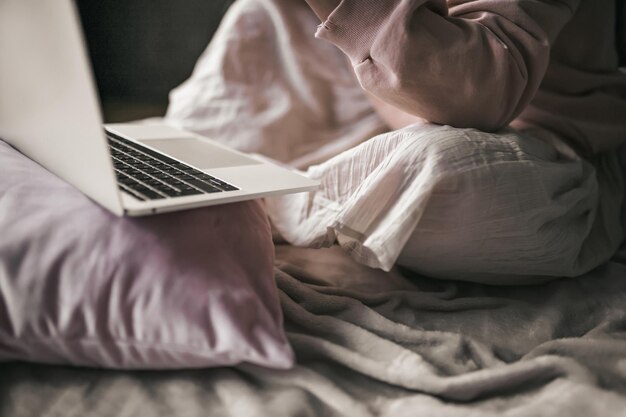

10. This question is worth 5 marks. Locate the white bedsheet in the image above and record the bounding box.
[2,244,626,416]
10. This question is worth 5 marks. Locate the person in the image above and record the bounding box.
[167,0,626,284]
[302,0,626,153]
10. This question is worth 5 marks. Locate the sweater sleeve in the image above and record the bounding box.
[316,0,580,131]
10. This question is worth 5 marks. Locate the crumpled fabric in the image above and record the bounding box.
[166,0,625,283]
[266,124,625,283]
[165,0,386,170]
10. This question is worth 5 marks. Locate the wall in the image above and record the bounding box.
[76,1,233,122]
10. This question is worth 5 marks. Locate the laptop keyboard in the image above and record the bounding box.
[106,131,239,201]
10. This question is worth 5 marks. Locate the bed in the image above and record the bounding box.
[2,1,626,415]
[2,242,626,416]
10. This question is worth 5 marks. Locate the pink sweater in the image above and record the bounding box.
[316,0,626,155]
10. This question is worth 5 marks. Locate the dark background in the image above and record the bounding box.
[76,1,233,123]
[76,1,626,124]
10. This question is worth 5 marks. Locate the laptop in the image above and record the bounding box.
[0,0,318,216]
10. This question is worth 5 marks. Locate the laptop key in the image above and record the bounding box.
[185,179,222,193]
[119,185,146,201]
[174,189,203,197]
[203,177,238,191]
[134,187,164,200]
[143,178,164,186]
[118,177,135,186]
[158,186,186,197]
[120,183,164,200]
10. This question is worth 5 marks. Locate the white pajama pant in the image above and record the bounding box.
[267,124,625,284]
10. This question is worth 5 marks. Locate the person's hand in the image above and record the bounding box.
[304,0,341,21]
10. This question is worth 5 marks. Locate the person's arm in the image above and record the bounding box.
[306,0,424,130]
[311,0,580,132]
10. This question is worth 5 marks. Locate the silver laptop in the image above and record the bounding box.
[0,0,318,216]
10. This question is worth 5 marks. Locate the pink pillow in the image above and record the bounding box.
[0,140,293,369]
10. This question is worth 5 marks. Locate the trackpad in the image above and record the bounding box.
[139,138,260,169]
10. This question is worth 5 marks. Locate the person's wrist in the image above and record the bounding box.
[304,0,341,21]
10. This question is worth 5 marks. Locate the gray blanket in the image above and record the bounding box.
[1,244,626,416]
